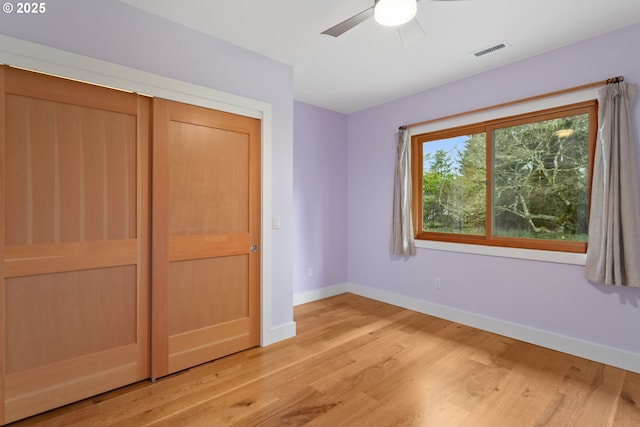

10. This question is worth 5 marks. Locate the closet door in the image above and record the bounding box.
[151,98,260,378]
[0,66,150,423]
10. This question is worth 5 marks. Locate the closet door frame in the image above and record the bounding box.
[0,34,281,348]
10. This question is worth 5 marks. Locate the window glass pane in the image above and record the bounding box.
[492,113,589,241]
[422,133,486,234]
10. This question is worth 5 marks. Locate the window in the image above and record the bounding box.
[411,101,597,253]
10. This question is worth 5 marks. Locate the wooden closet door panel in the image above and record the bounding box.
[168,256,249,336]
[0,66,150,424]
[152,98,260,379]
[5,94,137,244]
[5,267,137,373]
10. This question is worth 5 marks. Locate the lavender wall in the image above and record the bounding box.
[347,23,640,356]
[1,0,638,359]
[293,102,348,294]
[0,1,295,329]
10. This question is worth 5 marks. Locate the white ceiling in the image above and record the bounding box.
[121,0,640,114]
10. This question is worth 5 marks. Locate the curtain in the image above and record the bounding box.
[585,82,640,287]
[390,127,416,256]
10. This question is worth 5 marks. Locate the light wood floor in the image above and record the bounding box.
[9,293,640,426]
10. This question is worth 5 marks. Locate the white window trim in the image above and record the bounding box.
[415,239,587,265]
[410,87,597,266]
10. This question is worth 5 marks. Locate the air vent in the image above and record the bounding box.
[473,41,509,57]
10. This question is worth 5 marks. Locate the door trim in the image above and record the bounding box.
[0,34,284,347]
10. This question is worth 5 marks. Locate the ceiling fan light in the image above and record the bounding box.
[374,0,417,27]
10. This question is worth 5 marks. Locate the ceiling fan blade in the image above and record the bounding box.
[397,18,426,46]
[321,6,375,37]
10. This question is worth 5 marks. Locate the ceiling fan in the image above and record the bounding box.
[321,0,465,38]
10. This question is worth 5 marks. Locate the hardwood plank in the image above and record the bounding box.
[303,391,380,427]
[571,365,626,427]
[614,371,640,426]
[534,358,616,426]
[9,293,640,427]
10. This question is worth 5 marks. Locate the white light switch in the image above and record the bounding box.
[272,216,281,229]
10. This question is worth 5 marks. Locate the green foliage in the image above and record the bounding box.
[422,135,486,235]
[422,113,589,242]
[492,114,589,240]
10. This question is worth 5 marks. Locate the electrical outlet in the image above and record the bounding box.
[434,277,442,289]
[307,268,313,278]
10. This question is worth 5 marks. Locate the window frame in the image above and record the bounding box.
[411,100,598,253]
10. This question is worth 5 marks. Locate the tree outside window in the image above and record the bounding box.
[412,101,596,253]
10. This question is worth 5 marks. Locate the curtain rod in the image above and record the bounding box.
[399,75,624,131]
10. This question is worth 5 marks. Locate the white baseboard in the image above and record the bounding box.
[293,281,640,374]
[346,282,640,374]
[263,321,296,346]
[293,283,349,306]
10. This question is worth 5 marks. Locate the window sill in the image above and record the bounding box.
[415,239,586,265]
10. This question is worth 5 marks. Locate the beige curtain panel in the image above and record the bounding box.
[585,82,640,287]
[390,127,416,256]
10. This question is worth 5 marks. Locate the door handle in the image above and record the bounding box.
[250,245,258,252]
